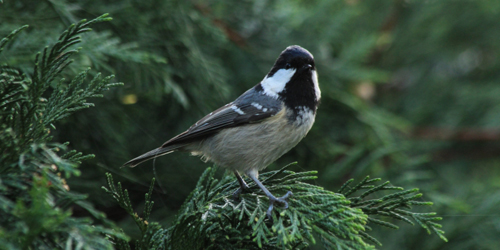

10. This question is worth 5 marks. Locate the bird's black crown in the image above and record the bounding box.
[267,45,315,77]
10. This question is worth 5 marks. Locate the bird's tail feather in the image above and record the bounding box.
[123,144,184,168]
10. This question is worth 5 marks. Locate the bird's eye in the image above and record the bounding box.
[285,63,292,69]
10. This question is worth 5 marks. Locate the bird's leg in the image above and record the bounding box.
[247,173,293,219]
[232,171,250,199]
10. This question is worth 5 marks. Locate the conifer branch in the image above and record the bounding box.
[102,173,155,234]
[103,173,167,249]
[0,25,28,53]
[109,167,372,249]
[106,165,447,249]
[340,176,448,243]
[0,14,126,248]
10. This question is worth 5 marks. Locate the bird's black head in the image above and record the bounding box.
[268,45,315,77]
[256,45,321,113]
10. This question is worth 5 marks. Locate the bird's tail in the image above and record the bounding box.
[122,144,184,168]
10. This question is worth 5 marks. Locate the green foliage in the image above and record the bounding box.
[0,25,28,53]
[339,177,447,245]
[103,173,155,234]
[104,174,167,250]
[104,163,445,249]
[169,166,370,250]
[0,15,125,249]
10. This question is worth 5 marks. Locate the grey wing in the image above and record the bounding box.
[161,101,281,148]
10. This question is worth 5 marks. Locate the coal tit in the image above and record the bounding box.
[124,45,320,218]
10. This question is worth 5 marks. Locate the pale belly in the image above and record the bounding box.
[191,108,315,174]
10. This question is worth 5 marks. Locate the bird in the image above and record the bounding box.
[123,45,320,218]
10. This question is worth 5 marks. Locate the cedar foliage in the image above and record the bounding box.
[0,14,125,249]
[103,165,445,249]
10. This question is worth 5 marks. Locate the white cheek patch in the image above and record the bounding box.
[260,68,296,98]
[311,70,321,101]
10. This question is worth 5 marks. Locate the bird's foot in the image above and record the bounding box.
[266,191,293,220]
[232,182,250,200]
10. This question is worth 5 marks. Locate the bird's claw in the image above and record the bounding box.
[266,191,293,220]
[232,183,250,200]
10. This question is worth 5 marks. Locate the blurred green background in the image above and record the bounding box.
[2,0,500,249]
